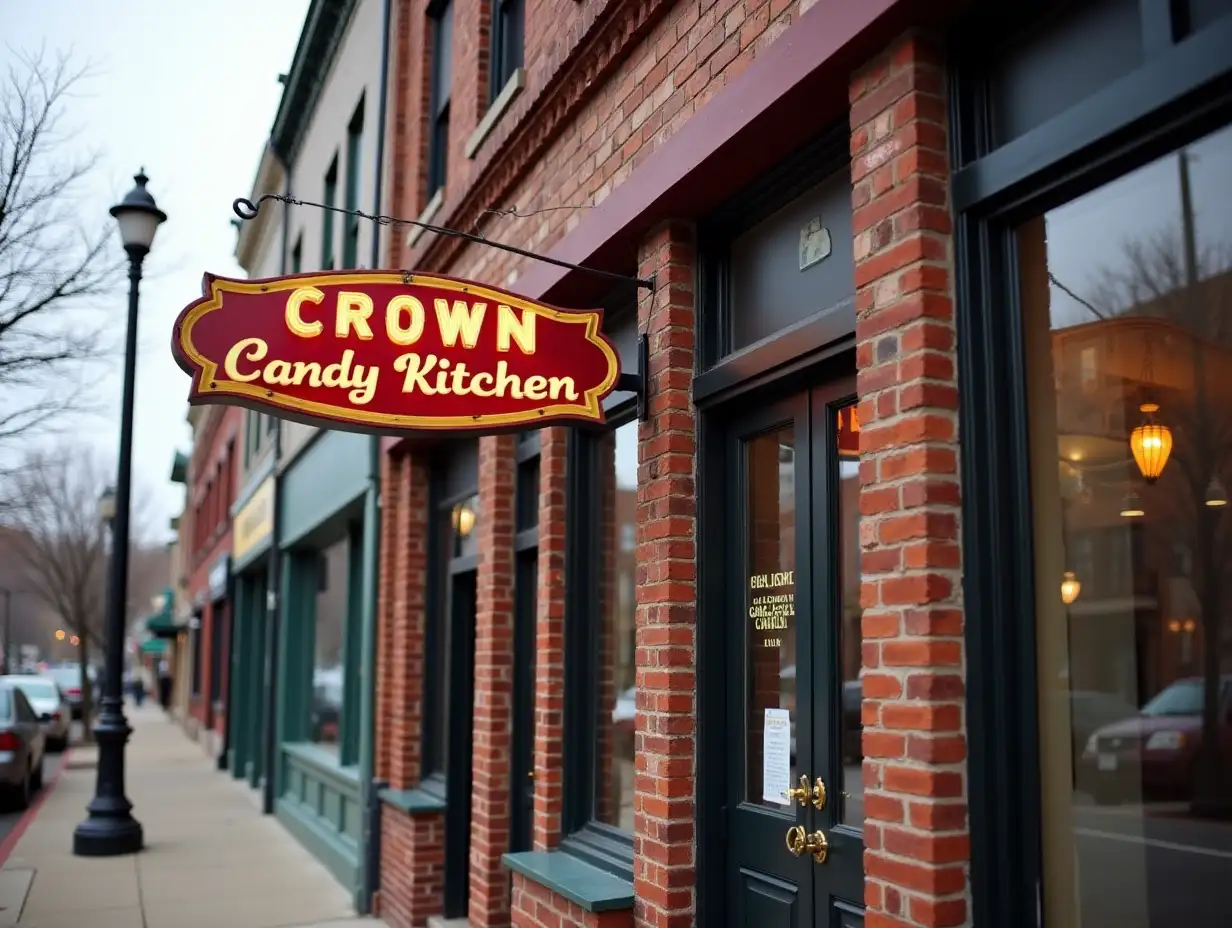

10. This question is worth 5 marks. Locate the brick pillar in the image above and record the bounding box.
[633,222,698,928]
[850,33,971,928]
[471,433,517,926]
[532,427,568,850]
[377,451,443,928]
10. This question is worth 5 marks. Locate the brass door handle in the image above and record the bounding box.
[784,825,829,864]
[782,775,812,807]
[783,774,827,810]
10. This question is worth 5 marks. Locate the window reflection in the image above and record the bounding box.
[1023,122,1232,927]
[596,420,637,832]
[836,403,863,827]
[311,538,348,750]
[745,427,798,807]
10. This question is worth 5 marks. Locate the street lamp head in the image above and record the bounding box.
[110,169,167,256]
[98,485,117,524]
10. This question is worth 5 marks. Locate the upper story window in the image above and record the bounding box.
[343,97,364,269]
[489,0,524,100]
[322,154,338,270]
[427,0,453,198]
[291,234,302,274]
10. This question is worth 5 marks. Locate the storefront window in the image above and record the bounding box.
[836,403,862,827]
[311,537,348,751]
[1022,122,1232,925]
[595,419,637,833]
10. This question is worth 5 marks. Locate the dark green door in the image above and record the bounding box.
[724,379,864,927]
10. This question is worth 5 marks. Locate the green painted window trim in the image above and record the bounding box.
[378,786,447,814]
[501,851,634,912]
[282,742,362,794]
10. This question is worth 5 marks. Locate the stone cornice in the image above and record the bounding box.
[415,0,674,273]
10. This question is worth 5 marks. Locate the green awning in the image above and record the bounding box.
[144,587,179,638]
[140,638,169,655]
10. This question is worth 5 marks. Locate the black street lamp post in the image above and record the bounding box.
[73,170,166,857]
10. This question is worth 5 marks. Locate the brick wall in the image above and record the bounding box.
[631,222,698,928]
[471,434,518,925]
[533,427,568,850]
[393,0,809,284]
[376,450,444,927]
[512,875,634,928]
[849,33,971,928]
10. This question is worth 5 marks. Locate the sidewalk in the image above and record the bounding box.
[0,703,384,928]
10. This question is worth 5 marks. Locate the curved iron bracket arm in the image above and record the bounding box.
[232,195,656,291]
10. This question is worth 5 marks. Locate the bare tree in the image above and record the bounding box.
[0,48,122,464]
[0,444,160,739]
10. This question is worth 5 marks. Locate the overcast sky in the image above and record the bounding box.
[3,0,310,540]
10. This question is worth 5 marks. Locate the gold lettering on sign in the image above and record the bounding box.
[748,572,795,647]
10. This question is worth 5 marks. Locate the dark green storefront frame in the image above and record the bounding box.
[270,429,380,909]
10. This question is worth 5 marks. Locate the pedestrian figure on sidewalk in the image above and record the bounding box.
[157,658,172,711]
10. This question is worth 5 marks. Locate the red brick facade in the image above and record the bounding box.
[373,2,973,928]
[183,405,241,743]
[850,35,970,928]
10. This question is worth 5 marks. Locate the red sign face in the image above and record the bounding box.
[172,271,622,433]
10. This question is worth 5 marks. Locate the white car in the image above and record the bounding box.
[3,676,71,752]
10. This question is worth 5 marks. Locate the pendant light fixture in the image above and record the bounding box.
[1060,571,1082,605]
[1120,490,1145,518]
[1129,340,1172,483]
[1205,477,1228,508]
[1130,402,1173,483]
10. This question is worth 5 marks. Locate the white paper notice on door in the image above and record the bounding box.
[762,708,792,805]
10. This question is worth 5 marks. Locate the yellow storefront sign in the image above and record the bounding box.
[233,477,274,564]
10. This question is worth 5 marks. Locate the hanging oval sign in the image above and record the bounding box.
[172,271,622,433]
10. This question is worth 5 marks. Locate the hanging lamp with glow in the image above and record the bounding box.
[1130,402,1173,483]
[1206,477,1228,508]
[1060,571,1082,605]
[1120,490,1145,518]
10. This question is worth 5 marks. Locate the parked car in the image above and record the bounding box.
[0,680,46,809]
[45,664,97,721]
[1,676,70,752]
[1080,675,1232,803]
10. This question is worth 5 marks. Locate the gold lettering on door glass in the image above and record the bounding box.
[749,572,795,647]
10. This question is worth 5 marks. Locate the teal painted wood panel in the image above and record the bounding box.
[277,743,362,893]
[279,430,369,547]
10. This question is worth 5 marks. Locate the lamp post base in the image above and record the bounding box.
[72,815,143,857]
[72,707,143,857]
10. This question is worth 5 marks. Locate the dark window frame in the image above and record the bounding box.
[291,233,303,274]
[509,431,540,854]
[489,0,524,102]
[561,399,639,882]
[427,0,454,198]
[419,451,479,799]
[322,155,339,270]
[191,613,205,696]
[343,97,364,269]
[948,4,1232,926]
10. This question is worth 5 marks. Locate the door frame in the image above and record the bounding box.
[696,345,857,925]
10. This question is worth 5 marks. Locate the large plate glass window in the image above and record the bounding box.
[1022,121,1232,927]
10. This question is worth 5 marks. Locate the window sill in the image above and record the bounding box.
[379,786,447,815]
[406,188,444,249]
[502,850,634,913]
[465,68,526,160]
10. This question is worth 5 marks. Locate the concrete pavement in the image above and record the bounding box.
[0,703,384,928]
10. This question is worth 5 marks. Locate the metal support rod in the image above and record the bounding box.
[73,250,145,857]
[232,195,656,291]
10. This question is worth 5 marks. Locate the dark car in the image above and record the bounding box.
[1080,675,1232,803]
[0,681,47,809]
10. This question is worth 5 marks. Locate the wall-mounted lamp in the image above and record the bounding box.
[1060,571,1082,605]
[452,501,477,538]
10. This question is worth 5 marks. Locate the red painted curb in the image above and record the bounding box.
[0,746,73,867]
